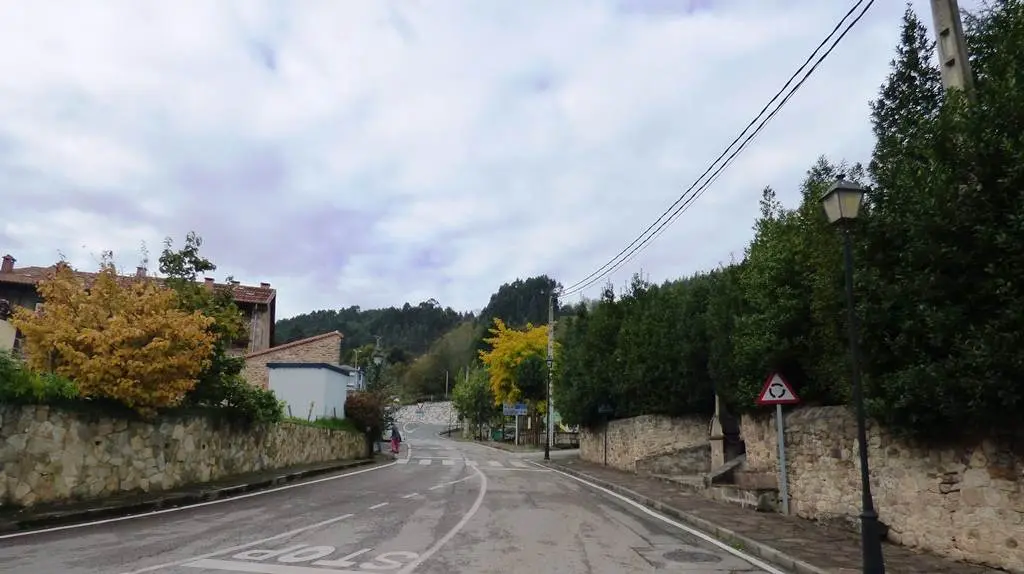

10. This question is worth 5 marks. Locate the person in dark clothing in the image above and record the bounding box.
[390,424,402,454]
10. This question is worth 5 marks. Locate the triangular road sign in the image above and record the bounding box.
[756,372,800,405]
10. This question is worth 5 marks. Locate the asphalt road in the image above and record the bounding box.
[0,422,783,574]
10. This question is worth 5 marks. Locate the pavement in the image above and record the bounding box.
[541,456,1004,574]
[0,421,787,574]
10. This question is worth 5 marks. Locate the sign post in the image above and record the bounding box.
[756,372,800,515]
[502,403,528,444]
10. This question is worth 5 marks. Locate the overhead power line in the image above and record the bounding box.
[560,0,876,298]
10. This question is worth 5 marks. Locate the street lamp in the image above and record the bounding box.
[820,175,886,574]
[372,354,383,389]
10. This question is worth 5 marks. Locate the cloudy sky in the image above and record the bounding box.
[0,0,977,319]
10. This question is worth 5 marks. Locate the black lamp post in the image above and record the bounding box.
[820,175,886,574]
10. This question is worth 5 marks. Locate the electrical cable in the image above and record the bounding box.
[559,0,875,298]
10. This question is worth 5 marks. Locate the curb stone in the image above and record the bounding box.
[542,461,828,574]
[0,457,386,535]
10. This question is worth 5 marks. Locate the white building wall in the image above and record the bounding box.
[267,363,349,420]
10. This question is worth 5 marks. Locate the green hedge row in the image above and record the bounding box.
[555,4,1024,441]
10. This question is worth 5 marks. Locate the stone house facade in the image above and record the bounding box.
[0,254,276,356]
[243,331,344,389]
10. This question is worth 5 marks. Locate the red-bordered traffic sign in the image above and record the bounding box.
[756,372,800,406]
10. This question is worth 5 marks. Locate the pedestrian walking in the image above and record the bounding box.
[390,424,402,454]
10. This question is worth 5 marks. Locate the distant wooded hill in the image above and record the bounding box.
[273,274,583,399]
[274,299,471,356]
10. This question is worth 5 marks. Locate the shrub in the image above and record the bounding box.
[0,351,79,404]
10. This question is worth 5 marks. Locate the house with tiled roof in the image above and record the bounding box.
[0,254,277,355]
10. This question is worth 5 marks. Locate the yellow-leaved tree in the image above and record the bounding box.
[477,318,555,412]
[12,256,216,415]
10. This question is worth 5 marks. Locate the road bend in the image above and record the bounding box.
[0,422,781,573]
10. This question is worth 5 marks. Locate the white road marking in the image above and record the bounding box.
[195,545,419,573]
[401,493,419,499]
[509,461,528,468]
[479,468,551,472]
[396,459,409,464]
[368,502,389,510]
[3,463,394,542]
[537,463,789,574]
[119,514,355,574]
[427,474,475,491]
[441,459,454,466]
[183,558,362,573]
[395,465,487,574]
[487,461,503,467]
[417,459,431,466]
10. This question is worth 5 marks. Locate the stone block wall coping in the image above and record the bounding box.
[266,362,352,376]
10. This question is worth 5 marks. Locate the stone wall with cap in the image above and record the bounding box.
[584,406,1023,571]
[0,404,365,509]
[741,406,1023,572]
[579,414,708,472]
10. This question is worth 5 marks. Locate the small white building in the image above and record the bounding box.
[337,364,365,391]
[267,362,351,420]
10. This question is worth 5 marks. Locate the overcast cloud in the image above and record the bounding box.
[0,0,975,318]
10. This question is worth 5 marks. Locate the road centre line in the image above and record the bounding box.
[395,464,487,574]
[427,474,475,490]
[368,502,389,510]
[0,463,396,541]
[124,463,482,573]
[535,462,788,574]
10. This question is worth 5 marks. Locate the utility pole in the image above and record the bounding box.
[544,287,559,461]
[929,0,975,100]
[445,370,449,399]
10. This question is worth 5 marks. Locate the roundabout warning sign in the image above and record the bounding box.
[756,372,800,406]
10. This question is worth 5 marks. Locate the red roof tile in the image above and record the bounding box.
[0,264,276,305]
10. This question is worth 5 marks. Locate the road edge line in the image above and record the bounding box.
[536,460,824,574]
[0,459,396,540]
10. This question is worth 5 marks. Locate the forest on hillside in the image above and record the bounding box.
[274,274,578,400]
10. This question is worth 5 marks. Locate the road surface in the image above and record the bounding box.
[0,422,783,573]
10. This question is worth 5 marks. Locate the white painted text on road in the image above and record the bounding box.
[183,544,419,573]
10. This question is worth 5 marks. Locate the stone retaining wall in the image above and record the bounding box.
[0,404,365,508]
[579,414,707,472]
[742,406,1024,573]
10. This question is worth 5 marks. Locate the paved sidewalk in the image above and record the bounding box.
[0,455,389,534]
[543,456,1001,574]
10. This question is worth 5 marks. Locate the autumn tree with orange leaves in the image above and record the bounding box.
[11,254,216,415]
[477,318,555,413]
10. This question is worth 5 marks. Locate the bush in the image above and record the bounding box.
[344,391,386,437]
[216,376,285,424]
[0,351,79,404]
[286,416,359,433]
[11,256,215,415]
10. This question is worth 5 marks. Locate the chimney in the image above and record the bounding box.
[260,282,270,289]
[136,266,146,278]
[204,277,215,290]
[1,254,14,273]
